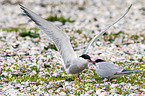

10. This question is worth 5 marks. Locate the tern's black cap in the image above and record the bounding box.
[80,54,91,61]
[95,59,105,63]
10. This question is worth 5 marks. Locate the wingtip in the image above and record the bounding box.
[19,4,23,7]
[130,4,132,7]
[128,4,132,9]
[19,4,25,9]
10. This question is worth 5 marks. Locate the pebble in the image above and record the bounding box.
[65,78,74,81]
[58,84,63,88]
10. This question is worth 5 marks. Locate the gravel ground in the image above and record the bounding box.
[0,0,145,95]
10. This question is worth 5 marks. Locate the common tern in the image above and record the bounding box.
[95,59,141,81]
[19,4,94,81]
[19,4,131,81]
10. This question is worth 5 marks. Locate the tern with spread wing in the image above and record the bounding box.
[19,4,131,81]
[95,59,141,81]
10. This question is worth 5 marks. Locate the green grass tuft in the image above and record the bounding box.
[46,15,75,25]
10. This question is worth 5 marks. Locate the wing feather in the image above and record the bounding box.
[83,4,132,54]
[96,62,123,77]
[19,4,77,65]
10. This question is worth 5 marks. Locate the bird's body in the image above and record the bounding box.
[95,59,140,80]
[95,61,123,78]
[66,57,88,74]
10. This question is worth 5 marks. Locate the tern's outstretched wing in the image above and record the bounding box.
[19,4,77,66]
[83,4,132,54]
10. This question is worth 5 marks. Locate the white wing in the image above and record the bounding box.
[83,4,132,54]
[19,4,77,66]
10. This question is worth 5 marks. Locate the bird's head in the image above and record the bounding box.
[95,59,105,63]
[80,54,95,64]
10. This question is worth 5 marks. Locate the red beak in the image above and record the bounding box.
[87,60,96,65]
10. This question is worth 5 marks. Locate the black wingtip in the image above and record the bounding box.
[19,4,27,14]
[19,4,26,10]
[19,4,23,7]
[128,4,132,10]
[18,4,21,6]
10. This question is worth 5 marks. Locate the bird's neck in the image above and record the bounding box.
[76,58,88,69]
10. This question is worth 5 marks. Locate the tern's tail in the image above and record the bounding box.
[116,69,141,75]
[107,69,141,81]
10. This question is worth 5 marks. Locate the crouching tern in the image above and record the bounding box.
[95,59,141,81]
[19,4,131,81]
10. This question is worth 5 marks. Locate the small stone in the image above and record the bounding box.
[0,83,3,85]
[35,82,41,86]
[3,80,9,83]
[12,72,27,77]
[43,81,49,84]
[65,78,74,81]
[14,87,20,89]
[44,64,51,68]
[12,44,19,49]
[130,58,135,61]
[31,38,40,43]
[58,84,63,88]
[138,59,143,62]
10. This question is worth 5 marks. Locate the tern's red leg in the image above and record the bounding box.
[107,78,112,82]
[73,75,75,81]
[107,79,109,82]
[78,74,81,82]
